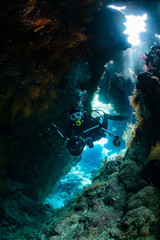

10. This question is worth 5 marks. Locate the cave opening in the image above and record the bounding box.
[1,1,160,239]
[44,4,151,209]
[45,94,127,209]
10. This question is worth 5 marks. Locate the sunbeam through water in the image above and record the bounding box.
[124,14,147,46]
[44,4,149,210]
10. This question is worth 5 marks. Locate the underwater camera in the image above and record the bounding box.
[113,138,121,147]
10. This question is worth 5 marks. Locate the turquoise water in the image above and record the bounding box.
[45,114,128,209]
[44,6,151,209]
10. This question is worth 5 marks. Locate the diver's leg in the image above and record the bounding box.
[86,137,94,148]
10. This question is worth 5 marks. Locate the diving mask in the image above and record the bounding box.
[70,112,82,121]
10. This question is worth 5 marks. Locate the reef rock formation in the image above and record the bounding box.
[0,1,131,238]
[34,160,160,240]
[33,47,160,240]
[1,0,160,239]
[0,0,130,202]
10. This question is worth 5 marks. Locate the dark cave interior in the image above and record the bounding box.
[0,1,160,239]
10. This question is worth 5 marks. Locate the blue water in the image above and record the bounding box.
[45,118,128,209]
[44,4,153,209]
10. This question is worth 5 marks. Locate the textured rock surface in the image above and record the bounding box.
[34,159,160,240]
[1,1,160,239]
[0,0,130,201]
[33,45,160,240]
[0,1,131,238]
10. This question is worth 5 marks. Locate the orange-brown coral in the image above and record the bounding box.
[149,141,160,160]
[129,88,144,123]
[0,0,98,122]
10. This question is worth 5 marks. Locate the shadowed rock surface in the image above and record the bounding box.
[0,0,160,239]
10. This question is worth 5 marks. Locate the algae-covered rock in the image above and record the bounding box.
[0,190,54,240]
[123,206,157,233]
[118,160,147,192]
[126,186,160,212]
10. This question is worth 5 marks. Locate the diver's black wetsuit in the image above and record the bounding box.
[66,111,106,156]
[40,108,126,156]
[66,111,105,142]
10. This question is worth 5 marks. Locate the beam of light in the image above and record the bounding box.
[108,5,126,13]
[108,153,118,160]
[94,138,108,146]
[104,60,114,68]
[102,148,110,157]
[155,34,160,41]
[91,93,115,114]
[124,14,147,46]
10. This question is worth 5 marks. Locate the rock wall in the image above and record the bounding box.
[0,1,131,238]
[34,47,160,240]
[0,0,130,201]
[1,1,160,239]
[34,160,160,240]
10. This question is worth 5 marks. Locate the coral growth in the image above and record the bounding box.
[149,141,160,160]
[122,122,136,148]
[129,88,146,123]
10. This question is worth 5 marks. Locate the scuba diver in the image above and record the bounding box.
[40,107,128,156]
